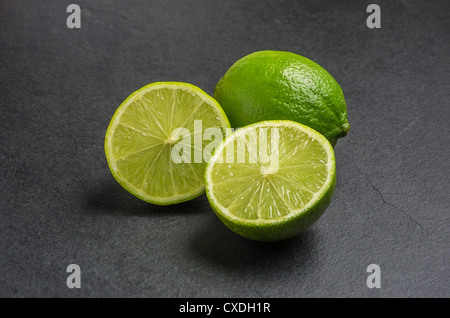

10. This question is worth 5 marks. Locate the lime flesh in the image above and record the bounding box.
[105,82,230,205]
[205,120,336,241]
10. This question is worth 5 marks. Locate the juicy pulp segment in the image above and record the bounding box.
[107,85,227,201]
[209,125,330,220]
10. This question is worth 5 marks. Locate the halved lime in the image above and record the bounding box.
[205,120,336,241]
[105,82,230,205]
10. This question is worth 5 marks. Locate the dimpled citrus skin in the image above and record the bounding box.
[214,51,350,146]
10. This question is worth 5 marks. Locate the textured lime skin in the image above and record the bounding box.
[214,51,350,146]
[205,120,337,242]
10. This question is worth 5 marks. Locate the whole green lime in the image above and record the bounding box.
[214,50,350,145]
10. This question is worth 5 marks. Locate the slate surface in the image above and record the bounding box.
[1,0,449,297]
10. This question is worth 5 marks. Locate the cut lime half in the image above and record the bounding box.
[205,120,336,241]
[105,82,230,205]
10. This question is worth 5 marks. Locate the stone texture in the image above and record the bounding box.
[0,0,449,297]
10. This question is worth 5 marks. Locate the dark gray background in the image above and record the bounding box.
[1,0,449,298]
